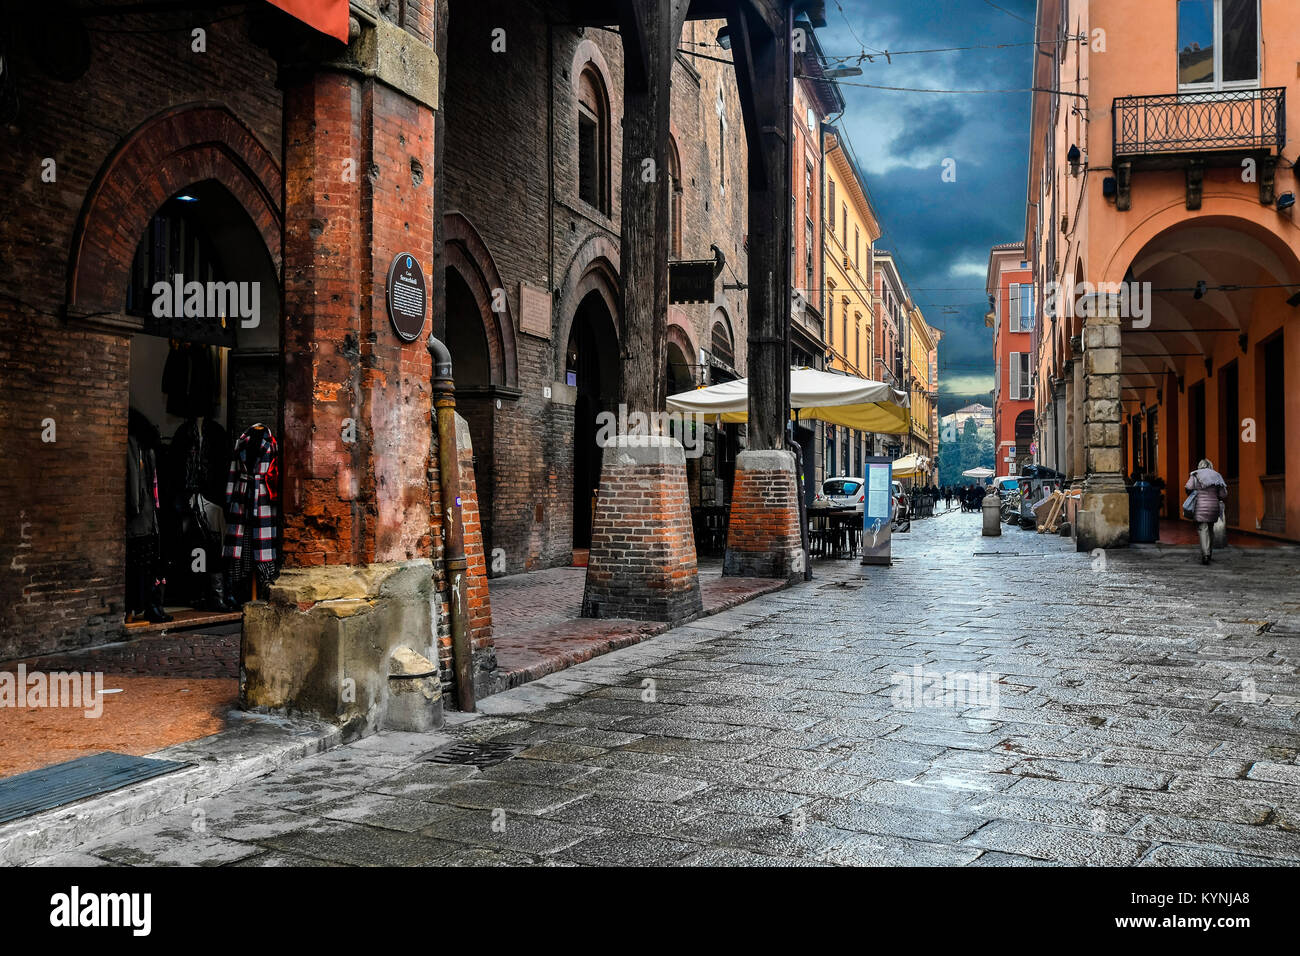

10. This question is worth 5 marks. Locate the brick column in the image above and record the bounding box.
[582,436,702,623]
[723,450,803,580]
[1076,299,1130,551]
[242,17,476,736]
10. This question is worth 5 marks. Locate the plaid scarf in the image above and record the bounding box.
[223,425,279,565]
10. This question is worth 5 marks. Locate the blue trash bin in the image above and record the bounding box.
[1130,480,1160,543]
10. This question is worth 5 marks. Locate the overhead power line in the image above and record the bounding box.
[979,0,1035,26]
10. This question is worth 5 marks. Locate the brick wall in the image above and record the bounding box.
[0,13,282,660]
[441,3,750,578]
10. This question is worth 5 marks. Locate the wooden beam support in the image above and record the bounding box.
[726,0,791,451]
[617,0,689,415]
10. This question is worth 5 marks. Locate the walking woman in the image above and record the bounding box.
[1185,458,1228,565]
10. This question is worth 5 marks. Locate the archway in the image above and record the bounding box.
[1013,409,1035,475]
[68,105,281,321]
[666,328,698,508]
[1115,215,1300,537]
[446,266,496,561]
[123,177,281,621]
[567,289,620,551]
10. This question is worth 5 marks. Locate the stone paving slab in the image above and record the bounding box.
[24,511,1300,866]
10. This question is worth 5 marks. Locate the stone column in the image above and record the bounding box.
[242,14,479,735]
[1076,298,1130,551]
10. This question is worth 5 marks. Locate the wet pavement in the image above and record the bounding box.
[489,558,785,685]
[30,509,1300,866]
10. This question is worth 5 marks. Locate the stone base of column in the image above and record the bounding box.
[581,436,703,623]
[723,449,803,580]
[1075,474,1131,552]
[241,559,442,740]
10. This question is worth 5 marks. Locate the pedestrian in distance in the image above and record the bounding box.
[1184,458,1228,565]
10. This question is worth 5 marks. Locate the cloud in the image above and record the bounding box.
[949,260,988,279]
[811,0,1036,394]
[941,373,994,394]
[886,101,966,164]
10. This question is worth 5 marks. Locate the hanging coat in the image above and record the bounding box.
[223,424,280,565]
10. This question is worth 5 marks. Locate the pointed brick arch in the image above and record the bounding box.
[443,211,520,389]
[554,233,621,381]
[66,104,281,319]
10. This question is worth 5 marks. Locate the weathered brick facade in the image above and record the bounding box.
[0,13,282,659]
[1,0,757,708]
[441,1,751,576]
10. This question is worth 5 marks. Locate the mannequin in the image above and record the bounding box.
[170,413,234,611]
[126,408,172,623]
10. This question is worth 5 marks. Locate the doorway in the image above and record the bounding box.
[123,180,281,628]
[566,290,619,550]
[445,266,495,560]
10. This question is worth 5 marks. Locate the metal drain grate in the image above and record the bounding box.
[0,752,191,824]
[420,741,525,768]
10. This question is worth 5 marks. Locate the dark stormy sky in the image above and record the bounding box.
[812,0,1037,412]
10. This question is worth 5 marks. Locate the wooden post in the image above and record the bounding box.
[617,0,688,416]
[726,0,792,451]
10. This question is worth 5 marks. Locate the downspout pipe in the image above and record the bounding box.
[427,334,475,712]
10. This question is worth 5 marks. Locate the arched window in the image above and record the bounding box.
[577,65,610,215]
[668,135,683,259]
[711,315,735,370]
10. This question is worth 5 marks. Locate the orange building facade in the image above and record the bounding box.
[1025,0,1299,548]
[986,243,1036,477]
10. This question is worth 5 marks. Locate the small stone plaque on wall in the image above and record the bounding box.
[519,282,552,340]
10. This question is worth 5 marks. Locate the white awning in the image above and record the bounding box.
[892,454,930,479]
[666,366,910,434]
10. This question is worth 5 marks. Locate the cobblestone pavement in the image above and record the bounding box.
[489,559,784,685]
[36,510,1300,866]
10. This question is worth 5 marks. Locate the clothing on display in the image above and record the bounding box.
[161,341,219,419]
[125,408,171,623]
[170,416,229,503]
[224,423,281,584]
[168,416,237,611]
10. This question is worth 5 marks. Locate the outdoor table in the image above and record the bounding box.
[809,508,861,559]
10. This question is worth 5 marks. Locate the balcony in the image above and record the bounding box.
[1111,87,1286,210]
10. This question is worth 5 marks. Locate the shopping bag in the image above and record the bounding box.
[1213,502,1227,548]
[1181,491,1197,520]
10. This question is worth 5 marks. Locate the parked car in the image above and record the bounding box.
[892,480,908,520]
[992,476,1020,498]
[813,476,865,512]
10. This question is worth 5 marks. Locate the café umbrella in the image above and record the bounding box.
[666,365,910,434]
[891,453,930,480]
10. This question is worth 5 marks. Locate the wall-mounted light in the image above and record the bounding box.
[1102,176,1117,200]
[1277,192,1296,212]
[1067,144,1082,176]
[715,26,731,50]
[1193,280,1207,300]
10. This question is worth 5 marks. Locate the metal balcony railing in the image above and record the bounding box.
[1113,87,1286,160]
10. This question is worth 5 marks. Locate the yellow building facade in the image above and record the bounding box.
[821,127,881,478]
[907,307,941,469]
